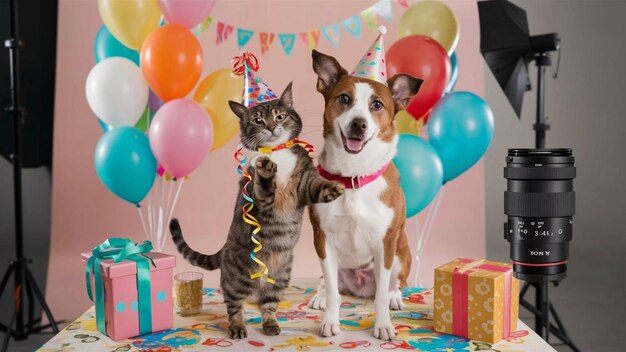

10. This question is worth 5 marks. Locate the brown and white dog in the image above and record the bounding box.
[308,50,422,341]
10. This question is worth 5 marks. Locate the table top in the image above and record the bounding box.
[38,279,555,351]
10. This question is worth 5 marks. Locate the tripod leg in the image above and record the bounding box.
[539,282,550,342]
[0,265,15,302]
[23,268,34,332]
[24,267,59,334]
[534,283,543,337]
[550,302,581,352]
[520,281,530,297]
[1,310,16,352]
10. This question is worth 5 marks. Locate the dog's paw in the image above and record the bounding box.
[228,323,247,340]
[389,289,404,311]
[262,322,281,336]
[308,292,327,310]
[319,317,341,337]
[255,156,277,179]
[373,318,396,341]
[319,183,344,203]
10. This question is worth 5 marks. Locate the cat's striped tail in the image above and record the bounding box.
[169,218,222,271]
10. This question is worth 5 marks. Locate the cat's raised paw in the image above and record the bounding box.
[262,322,281,336]
[320,183,345,203]
[255,156,277,179]
[228,323,248,340]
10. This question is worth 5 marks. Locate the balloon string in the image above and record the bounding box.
[162,179,184,251]
[156,176,164,252]
[414,186,445,287]
[136,204,150,244]
[235,147,275,284]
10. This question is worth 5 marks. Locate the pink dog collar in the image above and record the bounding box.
[317,162,390,190]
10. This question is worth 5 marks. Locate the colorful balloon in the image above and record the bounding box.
[94,127,157,204]
[445,52,459,95]
[428,92,495,182]
[157,0,216,29]
[393,134,443,218]
[149,99,213,178]
[397,0,460,55]
[98,108,150,132]
[86,57,148,127]
[148,89,163,112]
[98,0,162,51]
[193,68,244,150]
[141,24,203,102]
[94,25,139,65]
[395,110,423,136]
[386,35,451,119]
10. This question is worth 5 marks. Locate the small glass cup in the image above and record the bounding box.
[174,272,203,316]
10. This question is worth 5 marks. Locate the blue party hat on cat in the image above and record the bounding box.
[232,52,278,107]
[351,26,387,85]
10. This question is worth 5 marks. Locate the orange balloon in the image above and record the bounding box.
[140,24,203,102]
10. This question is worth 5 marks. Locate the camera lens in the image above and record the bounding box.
[504,148,576,282]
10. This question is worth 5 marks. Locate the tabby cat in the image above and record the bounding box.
[170,83,344,339]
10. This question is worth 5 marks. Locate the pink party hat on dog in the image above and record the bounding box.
[232,52,278,107]
[351,26,388,85]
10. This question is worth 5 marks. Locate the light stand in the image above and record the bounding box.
[516,48,580,352]
[0,0,61,350]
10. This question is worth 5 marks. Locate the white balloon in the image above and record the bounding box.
[85,57,148,127]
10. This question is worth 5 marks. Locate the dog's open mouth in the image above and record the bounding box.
[341,131,370,154]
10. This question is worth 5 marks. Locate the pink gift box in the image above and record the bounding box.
[82,251,175,341]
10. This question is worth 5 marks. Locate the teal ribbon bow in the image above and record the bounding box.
[85,238,156,336]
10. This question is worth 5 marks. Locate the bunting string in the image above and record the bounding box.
[193,0,407,56]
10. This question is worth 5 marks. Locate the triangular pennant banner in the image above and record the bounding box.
[193,16,212,36]
[342,15,362,40]
[299,30,321,51]
[260,32,275,54]
[237,28,254,49]
[216,21,234,44]
[372,0,393,21]
[278,33,297,56]
[321,24,340,48]
[360,7,378,31]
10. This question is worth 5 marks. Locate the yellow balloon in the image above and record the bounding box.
[193,68,244,151]
[395,110,423,136]
[98,0,162,51]
[397,0,459,55]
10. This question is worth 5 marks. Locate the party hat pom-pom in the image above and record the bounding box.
[378,25,387,35]
[231,52,259,76]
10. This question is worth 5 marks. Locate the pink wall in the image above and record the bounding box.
[48,0,484,321]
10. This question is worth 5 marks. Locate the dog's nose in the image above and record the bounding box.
[349,118,368,136]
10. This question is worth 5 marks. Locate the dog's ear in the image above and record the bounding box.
[279,82,294,108]
[228,100,248,119]
[388,74,423,112]
[312,50,348,95]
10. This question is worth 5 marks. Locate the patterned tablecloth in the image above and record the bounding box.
[39,280,555,351]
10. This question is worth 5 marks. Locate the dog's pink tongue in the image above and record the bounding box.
[346,138,364,151]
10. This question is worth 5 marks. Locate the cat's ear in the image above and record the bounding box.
[279,82,294,108]
[312,50,347,95]
[387,74,423,112]
[228,100,248,120]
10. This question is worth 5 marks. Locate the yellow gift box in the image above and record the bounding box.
[433,258,520,343]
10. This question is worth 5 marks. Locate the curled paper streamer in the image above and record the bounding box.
[234,140,314,284]
[231,52,260,76]
[235,147,275,284]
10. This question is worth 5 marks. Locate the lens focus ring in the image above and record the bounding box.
[505,191,575,217]
[504,166,576,180]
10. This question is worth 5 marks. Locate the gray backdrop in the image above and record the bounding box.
[484,1,626,351]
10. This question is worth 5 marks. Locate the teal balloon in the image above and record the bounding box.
[428,92,494,182]
[393,134,444,218]
[94,25,140,65]
[444,52,458,95]
[95,127,157,204]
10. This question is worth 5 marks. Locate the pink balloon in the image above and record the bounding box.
[157,0,216,29]
[149,99,213,178]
